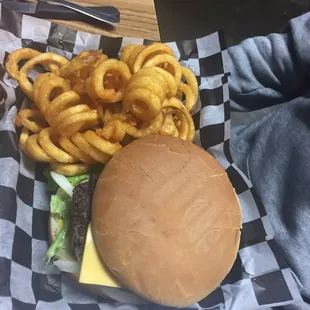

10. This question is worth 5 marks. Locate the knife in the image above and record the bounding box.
[0,1,120,25]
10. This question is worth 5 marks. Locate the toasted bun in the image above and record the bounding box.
[92,136,242,307]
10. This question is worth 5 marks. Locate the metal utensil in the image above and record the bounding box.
[0,0,120,25]
[40,0,119,25]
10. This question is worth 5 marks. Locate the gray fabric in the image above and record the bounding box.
[228,12,310,310]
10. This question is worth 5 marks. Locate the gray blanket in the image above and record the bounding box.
[228,12,310,310]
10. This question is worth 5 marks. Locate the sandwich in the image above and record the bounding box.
[46,135,242,307]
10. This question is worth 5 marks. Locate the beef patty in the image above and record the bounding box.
[71,175,98,261]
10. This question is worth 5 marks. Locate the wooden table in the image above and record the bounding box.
[51,0,160,41]
[51,0,309,46]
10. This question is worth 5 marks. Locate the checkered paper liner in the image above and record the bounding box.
[0,5,302,310]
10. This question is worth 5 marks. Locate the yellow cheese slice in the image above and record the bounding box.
[79,224,122,288]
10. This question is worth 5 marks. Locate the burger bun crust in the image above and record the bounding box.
[92,136,242,307]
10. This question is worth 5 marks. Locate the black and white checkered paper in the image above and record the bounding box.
[0,6,303,310]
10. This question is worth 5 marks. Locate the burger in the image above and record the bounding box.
[46,135,242,307]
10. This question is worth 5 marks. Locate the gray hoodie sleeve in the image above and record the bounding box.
[228,13,310,309]
[228,13,310,112]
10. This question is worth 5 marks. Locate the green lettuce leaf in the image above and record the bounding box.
[50,188,72,219]
[45,219,71,263]
[46,188,72,262]
[66,173,90,187]
[44,169,90,192]
[45,171,94,263]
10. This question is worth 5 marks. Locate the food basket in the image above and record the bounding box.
[0,6,303,310]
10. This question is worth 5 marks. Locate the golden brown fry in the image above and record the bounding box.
[68,74,84,85]
[159,114,179,137]
[143,54,182,85]
[123,88,162,121]
[9,45,198,176]
[88,59,131,103]
[38,128,77,163]
[97,120,127,143]
[19,53,70,99]
[19,127,30,155]
[132,43,175,73]
[71,133,111,163]
[120,44,136,64]
[60,50,107,78]
[72,81,88,95]
[97,110,164,140]
[180,66,199,112]
[50,162,89,176]
[26,134,54,162]
[33,73,99,137]
[123,67,168,121]
[104,73,123,90]
[125,112,164,138]
[152,67,178,98]
[162,98,195,142]
[178,83,196,113]
[181,66,199,101]
[120,44,145,74]
[127,67,168,102]
[47,91,80,121]
[32,73,52,108]
[57,109,100,137]
[33,73,71,117]
[79,51,108,79]
[56,104,89,124]
[176,89,183,101]
[59,136,95,165]
[5,48,41,80]
[15,108,47,133]
[83,130,122,156]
